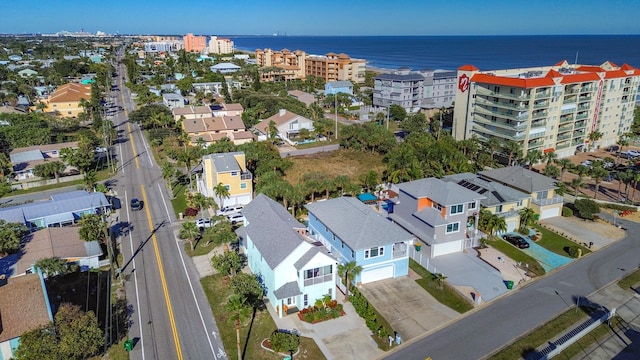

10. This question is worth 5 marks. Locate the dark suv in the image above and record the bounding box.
[130,198,143,211]
[502,234,530,249]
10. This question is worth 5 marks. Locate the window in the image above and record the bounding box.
[364,246,385,259]
[328,288,332,297]
[516,200,523,207]
[303,294,308,307]
[496,205,503,213]
[341,241,345,249]
[240,183,247,189]
[351,250,355,258]
[432,202,442,211]
[450,204,463,215]
[304,265,332,279]
[231,171,238,176]
[446,222,460,233]
[224,185,230,191]
[287,297,295,305]
[468,202,476,210]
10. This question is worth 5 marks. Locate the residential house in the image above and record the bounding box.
[478,166,563,220]
[287,90,315,106]
[192,81,242,95]
[182,115,252,146]
[9,141,78,180]
[172,105,212,122]
[1,227,102,277]
[162,93,186,110]
[0,190,111,230]
[0,273,53,359]
[388,178,485,257]
[197,152,253,208]
[210,63,241,74]
[42,83,91,117]
[306,197,415,284]
[212,103,244,117]
[443,173,531,232]
[325,80,354,96]
[17,68,37,78]
[252,109,314,144]
[236,194,338,317]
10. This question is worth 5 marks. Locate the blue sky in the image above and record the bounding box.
[3,0,639,35]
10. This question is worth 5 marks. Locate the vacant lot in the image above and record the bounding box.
[284,149,385,185]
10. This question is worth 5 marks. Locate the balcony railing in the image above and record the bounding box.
[532,195,564,207]
[393,243,408,259]
[303,274,332,287]
[240,172,252,180]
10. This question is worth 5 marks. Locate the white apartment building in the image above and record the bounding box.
[373,69,425,113]
[453,60,640,158]
[208,36,234,55]
[419,69,457,109]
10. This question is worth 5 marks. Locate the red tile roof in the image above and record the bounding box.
[546,69,563,78]
[560,72,600,83]
[605,69,630,79]
[471,73,555,88]
[575,66,604,72]
[458,64,479,71]
[620,63,635,71]
[554,60,569,66]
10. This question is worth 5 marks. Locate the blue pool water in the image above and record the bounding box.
[504,233,573,272]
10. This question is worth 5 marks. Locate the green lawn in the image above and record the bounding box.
[200,274,325,360]
[170,183,188,217]
[489,306,597,360]
[184,237,218,257]
[618,268,640,290]
[533,224,591,258]
[409,259,474,314]
[486,239,546,276]
[8,168,112,197]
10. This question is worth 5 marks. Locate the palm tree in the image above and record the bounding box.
[78,214,106,243]
[485,137,501,164]
[83,170,97,192]
[555,158,573,182]
[544,150,558,166]
[225,295,251,360]
[543,164,561,179]
[338,261,362,302]
[213,182,230,210]
[524,149,543,170]
[359,170,380,193]
[631,172,640,203]
[589,166,609,200]
[570,177,585,197]
[434,273,448,290]
[161,162,177,196]
[179,221,200,251]
[588,130,603,151]
[178,147,198,190]
[519,208,537,231]
[193,192,216,218]
[617,136,630,164]
[504,141,522,166]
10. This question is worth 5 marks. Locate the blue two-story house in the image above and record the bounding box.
[237,194,338,318]
[305,197,415,285]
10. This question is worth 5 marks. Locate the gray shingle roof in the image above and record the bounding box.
[273,281,302,299]
[305,197,414,250]
[443,173,529,206]
[204,152,243,173]
[479,166,557,193]
[238,194,306,270]
[413,207,447,227]
[293,247,336,271]
[398,178,485,205]
[0,191,110,225]
[375,72,424,81]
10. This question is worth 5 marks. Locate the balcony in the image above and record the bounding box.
[472,122,524,140]
[535,91,551,99]
[559,115,574,124]
[529,132,545,140]
[558,124,573,132]
[393,242,408,259]
[240,172,252,180]
[564,97,577,104]
[557,133,571,141]
[475,97,528,111]
[574,121,587,129]
[303,274,333,287]
[532,195,564,207]
[576,113,589,120]
[473,114,528,131]
[474,105,529,122]
[580,86,594,92]
[533,101,549,109]
[528,138,544,146]
[476,87,530,100]
[564,87,580,94]
[531,110,548,119]
[556,142,571,150]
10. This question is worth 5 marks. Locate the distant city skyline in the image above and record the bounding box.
[2,0,639,36]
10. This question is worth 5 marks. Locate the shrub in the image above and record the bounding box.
[566,246,581,258]
[269,330,300,353]
[573,199,600,220]
[599,203,637,212]
[184,207,198,217]
[562,206,573,217]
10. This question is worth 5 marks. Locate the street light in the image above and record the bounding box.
[334,93,338,140]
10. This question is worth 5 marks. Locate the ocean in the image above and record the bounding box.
[227,35,640,72]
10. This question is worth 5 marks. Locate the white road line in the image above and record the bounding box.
[156,183,217,359]
[139,128,153,166]
[125,190,146,359]
[119,141,124,174]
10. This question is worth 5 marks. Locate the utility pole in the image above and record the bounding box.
[334,93,338,140]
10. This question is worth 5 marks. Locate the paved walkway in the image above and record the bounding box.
[265,288,383,360]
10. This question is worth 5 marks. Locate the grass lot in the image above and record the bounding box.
[487,238,546,276]
[409,259,474,314]
[533,224,591,258]
[201,274,325,360]
[618,268,640,290]
[184,236,219,257]
[490,306,598,360]
[170,183,188,216]
[8,168,112,196]
[284,149,385,185]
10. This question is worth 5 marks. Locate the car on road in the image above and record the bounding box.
[216,205,244,217]
[226,213,244,225]
[502,234,530,249]
[606,145,620,152]
[130,198,143,211]
[621,150,640,159]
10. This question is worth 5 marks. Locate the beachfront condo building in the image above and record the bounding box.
[373,69,425,112]
[420,70,457,109]
[183,33,207,53]
[254,48,365,84]
[208,36,234,54]
[453,60,640,159]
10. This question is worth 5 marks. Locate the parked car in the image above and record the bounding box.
[130,198,143,211]
[217,205,244,216]
[622,150,640,159]
[502,234,530,249]
[195,217,221,230]
[606,145,620,152]
[227,213,244,225]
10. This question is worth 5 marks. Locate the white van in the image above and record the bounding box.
[216,205,244,216]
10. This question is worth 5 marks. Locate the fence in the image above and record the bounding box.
[11,174,84,190]
[410,245,438,274]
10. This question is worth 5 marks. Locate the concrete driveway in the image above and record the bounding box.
[358,277,458,342]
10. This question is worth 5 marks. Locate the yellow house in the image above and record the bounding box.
[479,167,563,220]
[443,173,532,233]
[42,83,91,118]
[198,151,253,208]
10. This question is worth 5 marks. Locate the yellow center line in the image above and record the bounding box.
[141,185,183,360]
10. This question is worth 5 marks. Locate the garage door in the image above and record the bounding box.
[506,220,518,233]
[540,207,560,220]
[361,265,394,284]
[432,240,463,257]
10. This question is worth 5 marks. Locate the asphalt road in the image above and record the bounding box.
[112,55,226,360]
[384,213,640,360]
